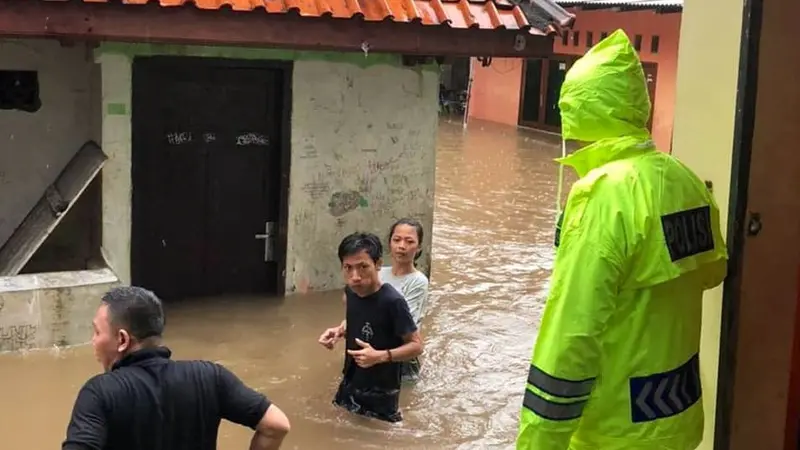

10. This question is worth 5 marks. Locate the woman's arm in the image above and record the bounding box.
[403,277,429,325]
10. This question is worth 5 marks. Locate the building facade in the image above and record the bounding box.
[467,1,681,152]
[0,0,574,351]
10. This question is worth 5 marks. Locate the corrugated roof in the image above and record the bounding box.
[40,0,575,34]
[555,0,682,11]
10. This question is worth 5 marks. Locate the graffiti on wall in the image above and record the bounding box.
[296,123,424,220]
[0,324,38,351]
[329,191,368,217]
[302,180,330,200]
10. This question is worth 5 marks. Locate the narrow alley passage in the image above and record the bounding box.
[0,119,568,449]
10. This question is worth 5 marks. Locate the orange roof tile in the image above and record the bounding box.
[53,0,572,34]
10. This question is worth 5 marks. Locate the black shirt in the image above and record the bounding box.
[62,347,270,450]
[343,283,418,391]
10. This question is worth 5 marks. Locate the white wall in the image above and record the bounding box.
[97,53,132,284]
[286,60,439,292]
[670,0,745,447]
[0,39,99,249]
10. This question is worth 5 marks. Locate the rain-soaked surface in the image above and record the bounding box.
[0,118,571,449]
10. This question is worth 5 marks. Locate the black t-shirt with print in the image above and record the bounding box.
[342,283,418,391]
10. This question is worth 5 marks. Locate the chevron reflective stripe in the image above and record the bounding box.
[523,389,587,421]
[629,353,702,423]
[527,364,595,399]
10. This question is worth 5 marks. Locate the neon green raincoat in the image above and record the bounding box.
[516,30,728,450]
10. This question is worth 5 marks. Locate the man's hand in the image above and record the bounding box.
[318,326,344,350]
[346,339,387,368]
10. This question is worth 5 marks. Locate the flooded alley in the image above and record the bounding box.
[0,119,567,449]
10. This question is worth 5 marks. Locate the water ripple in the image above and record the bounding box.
[401,119,570,448]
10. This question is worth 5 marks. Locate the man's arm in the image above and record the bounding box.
[320,294,346,348]
[387,296,424,362]
[216,364,290,450]
[62,378,107,450]
[249,405,291,450]
[517,182,625,450]
[340,291,347,333]
[386,330,423,362]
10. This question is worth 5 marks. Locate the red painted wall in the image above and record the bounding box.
[466,57,523,127]
[467,9,682,152]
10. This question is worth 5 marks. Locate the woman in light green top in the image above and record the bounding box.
[381,218,429,383]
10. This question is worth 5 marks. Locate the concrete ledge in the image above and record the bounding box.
[0,268,119,352]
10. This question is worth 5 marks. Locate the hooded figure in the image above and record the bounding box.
[516,30,727,450]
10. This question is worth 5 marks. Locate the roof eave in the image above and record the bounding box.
[571,5,682,13]
[511,0,576,33]
[0,1,561,58]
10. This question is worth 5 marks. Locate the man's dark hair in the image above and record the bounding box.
[101,286,165,341]
[338,232,383,264]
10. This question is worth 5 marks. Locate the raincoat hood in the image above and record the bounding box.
[556,29,654,177]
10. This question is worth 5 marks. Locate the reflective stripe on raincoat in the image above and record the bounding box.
[516,30,728,450]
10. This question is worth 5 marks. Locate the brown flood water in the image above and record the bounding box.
[0,119,568,449]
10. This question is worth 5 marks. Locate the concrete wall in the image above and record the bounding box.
[93,44,439,294]
[0,39,111,352]
[286,60,438,292]
[0,40,100,249]
[97,52,133,285]
[669,0,744,447]
[0,269,118,352]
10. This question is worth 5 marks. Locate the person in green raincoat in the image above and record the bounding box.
[516,30,728,450]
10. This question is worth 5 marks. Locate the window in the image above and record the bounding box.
[0,71,41,113]
[572,31,580,47]
[586,31,594,48]
[11,142,105,275]
[562,31,569,46]
[634,35,643,51]
[600,31,609,40]
[651,35,661,54]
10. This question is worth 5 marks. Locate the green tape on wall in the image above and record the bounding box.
[106,103,128,116]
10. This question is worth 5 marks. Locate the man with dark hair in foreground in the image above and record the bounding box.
[63,286,290,450]
[319,232,424,422]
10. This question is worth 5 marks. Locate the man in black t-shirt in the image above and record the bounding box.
[318,232,424,422]
[63,286,291,450]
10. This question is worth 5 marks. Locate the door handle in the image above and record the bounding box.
[746,212,762,236]
[255,221,276,262]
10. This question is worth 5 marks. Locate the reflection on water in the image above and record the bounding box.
[0,119,567,449]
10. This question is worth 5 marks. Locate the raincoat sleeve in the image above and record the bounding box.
[517,180,627,450]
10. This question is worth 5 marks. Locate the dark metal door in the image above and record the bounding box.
[544,58,570,128]
[132,59,283,300]
[519,58,543,126]
[642,62,658,132]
